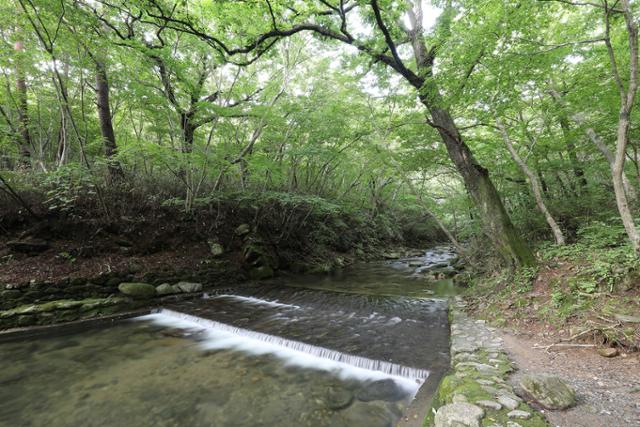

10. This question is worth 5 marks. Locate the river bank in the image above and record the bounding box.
[0,189,447,330]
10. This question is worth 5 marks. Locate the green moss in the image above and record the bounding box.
[479,402,550,427]
[0,297,130,329]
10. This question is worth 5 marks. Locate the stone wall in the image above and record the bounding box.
[423,297,549,427]
[0,263,243,330]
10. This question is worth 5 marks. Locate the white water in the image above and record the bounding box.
[203,293,300,310]
[138,309,427,394]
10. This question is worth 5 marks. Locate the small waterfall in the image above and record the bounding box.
[146,308,430,381]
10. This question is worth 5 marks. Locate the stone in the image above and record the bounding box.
[507,410,531,419]
[452,394,468,403]
[325,386,354,410]
[434,403,484,427]
[234,223,251,236]
[597,347,619,358]
[408,260,423,267]
[506,423,523,427]
[6,238,49,254]
[208,241,224,257]
[340,401,394,427]
[356,379,405,402]
[382,252,401,259]
[456,362,499,375]
[117,282,156,299]
[175,282,203,293]
[156,283,176,296]
[497,395,520,410]
[476,400,502,410]
[249,266,274,280]
[519,374,576,410]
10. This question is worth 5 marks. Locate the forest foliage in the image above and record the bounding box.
[2,0,640,270]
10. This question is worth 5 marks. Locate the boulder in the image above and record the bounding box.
[175,282,203,293]
[434,402,484,427]
[118,282,156,299]
[356,379,406,402]
[156,283,176,296]
[519,374,575,410]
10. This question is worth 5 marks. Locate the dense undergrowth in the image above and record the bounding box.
[464,219,640,350]
[0,170,445,276]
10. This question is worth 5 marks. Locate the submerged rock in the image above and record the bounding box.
[174,282,203,293]
[519,374,575,410]
[434,402,484,427]
[356,379,405,402]
[339,401,395,427]
[118,282,156,299]
[325,385,354,410]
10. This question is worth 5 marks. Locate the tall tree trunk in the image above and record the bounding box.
[95,59,123,180]
[548,91,587,189]
[425,105,536,266]
[402,1,535,267]
[497,120,565,245]
[14,40,31,168]
[180,113,195,154]
[613,111,640,253]
[606,0,640,254]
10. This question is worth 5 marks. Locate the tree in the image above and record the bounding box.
[89,0,536,266]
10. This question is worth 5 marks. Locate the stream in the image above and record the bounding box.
[0,246,458,427]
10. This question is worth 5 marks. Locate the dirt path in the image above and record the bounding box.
[499,331,640,427]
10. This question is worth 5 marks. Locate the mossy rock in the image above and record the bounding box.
[520,374,575,410]
[118,282,157,299]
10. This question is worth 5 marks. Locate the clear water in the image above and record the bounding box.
[0,246,457,427]
[0,322,415,427]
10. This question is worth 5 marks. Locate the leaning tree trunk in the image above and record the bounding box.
[14,40,31,168]
[426,105,536,267]
[497,120,565,245]
[95,60,123,180]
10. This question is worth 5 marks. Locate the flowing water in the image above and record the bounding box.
[0,246,458,427]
